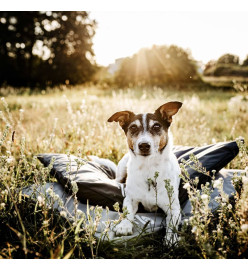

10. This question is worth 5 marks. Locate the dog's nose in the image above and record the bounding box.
[138,142,151,152]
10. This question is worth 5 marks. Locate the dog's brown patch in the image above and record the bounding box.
[159,134,167,151]
[127,134,134,151]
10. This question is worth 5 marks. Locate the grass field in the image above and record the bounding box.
[0,85,248,258]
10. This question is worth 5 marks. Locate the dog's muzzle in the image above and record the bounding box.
[138,142,151,156]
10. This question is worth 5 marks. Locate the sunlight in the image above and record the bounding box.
[91,11,248,66]
[135,49,150,83]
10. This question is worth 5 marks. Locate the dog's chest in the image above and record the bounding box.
[125,156,178,211]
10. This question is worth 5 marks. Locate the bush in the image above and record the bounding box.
[204,63,248,77]
[114,45,200,87]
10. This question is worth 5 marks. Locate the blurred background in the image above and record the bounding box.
[0,10,248,90]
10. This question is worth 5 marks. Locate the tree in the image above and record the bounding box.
[217,54,240,65]
[0,11,97,86]
[114,45,199,87]
[242,55,248,66]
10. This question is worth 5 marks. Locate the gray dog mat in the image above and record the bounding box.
[22,151,242,241]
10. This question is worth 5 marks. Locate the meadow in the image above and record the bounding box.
[0,84,248,258]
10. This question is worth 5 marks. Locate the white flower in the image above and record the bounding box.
[191,226,197,233]
[241,224,248,232]
[46,187,53,196]
[43,220,49,226]
[213,178,223,189]
[54,194,60,201]
[60,211,67,218]
[71,181,78,194]
[37,196,45,207]
[201,194,209,202]
[227,204,232,210]
[183,182,190,189]
[0,203,6,209]
[183,219,189,225]
[6,156,14,164]
[76,209,83,216]
[58,199,64,207]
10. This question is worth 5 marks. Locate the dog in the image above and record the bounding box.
[107,101,182,244]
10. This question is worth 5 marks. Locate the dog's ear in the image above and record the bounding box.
[108,111,135,128]
[155,101,182,123]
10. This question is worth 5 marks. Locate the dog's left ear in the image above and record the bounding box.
[155,101,182,123]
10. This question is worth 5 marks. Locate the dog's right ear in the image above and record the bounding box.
[108,111,135,128]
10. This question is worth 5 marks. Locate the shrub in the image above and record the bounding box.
[114,45,200,87]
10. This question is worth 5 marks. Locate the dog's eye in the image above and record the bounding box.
[129,125,138,132]
[152,123,161,131]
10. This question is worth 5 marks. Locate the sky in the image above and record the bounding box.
[90,10,248,66]
[2,0,248,67]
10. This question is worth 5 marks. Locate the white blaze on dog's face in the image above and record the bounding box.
[108,101,182,156]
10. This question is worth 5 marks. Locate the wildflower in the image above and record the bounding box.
[43,220,49,226]
[60,211,67,218]
[183,182,190,189]
[222,197,228,203]
[113,202,120,212]
[6,156,14,164]
[227,204,232,210]
[0,203,6,210]
[37,195,45,207]
[183,219,189,225]
[76,209,83,216]
[54,194,60,201]
[192,226,197,233]
[46,187,53,196]
[1,189,8,196]
[213,178,223,189]
[241,224,248,232]
[201,194,209,202]
[71,181,78,194]
[58,198,64,207]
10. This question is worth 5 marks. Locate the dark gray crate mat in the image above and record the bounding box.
[23,152,242,241]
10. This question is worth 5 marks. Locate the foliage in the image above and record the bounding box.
[114,45,200,87]
[242,55,248,67]
[204,53,248,77]
[217,54,240,65]
[0,12,97,87]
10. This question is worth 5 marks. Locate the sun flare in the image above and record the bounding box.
[91,11,248,66]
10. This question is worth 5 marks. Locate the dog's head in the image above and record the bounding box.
[108,101,182,156]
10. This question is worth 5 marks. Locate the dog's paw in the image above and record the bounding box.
[164,232,180,246]
[114,219,133,236]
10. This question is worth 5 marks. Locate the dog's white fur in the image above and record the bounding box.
[114,118,181,244]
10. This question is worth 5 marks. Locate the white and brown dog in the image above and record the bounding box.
[108,101,182,244]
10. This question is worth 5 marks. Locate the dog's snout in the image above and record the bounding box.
[138,142,151,152]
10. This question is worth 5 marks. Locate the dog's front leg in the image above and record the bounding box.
[114,196,138,236]
[165,208,181,245]
[115,153,129,183]
[160,199,181,245]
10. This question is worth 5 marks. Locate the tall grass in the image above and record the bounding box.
[0,85,248,258]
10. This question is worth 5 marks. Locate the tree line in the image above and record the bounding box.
[1,12,247,89]
[204,53,248,77]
